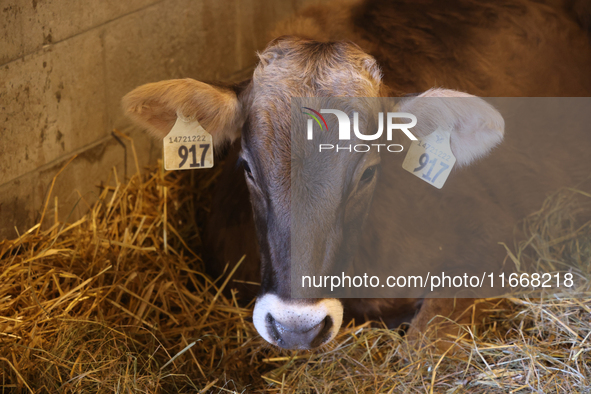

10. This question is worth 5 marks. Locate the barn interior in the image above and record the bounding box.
[2,0,591,392]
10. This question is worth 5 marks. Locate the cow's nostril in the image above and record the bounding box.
[310,315,333,348]
[266,313,333,349]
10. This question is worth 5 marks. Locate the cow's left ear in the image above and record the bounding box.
[398,88,504,166]
[122,78,249,148]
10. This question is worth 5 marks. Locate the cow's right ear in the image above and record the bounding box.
[122,78,246,148]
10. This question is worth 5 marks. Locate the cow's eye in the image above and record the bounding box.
[241,159,254,181]
[360,166,376,184]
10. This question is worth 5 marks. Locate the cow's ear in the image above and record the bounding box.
[399,88,504,166]
[122,78,246,148]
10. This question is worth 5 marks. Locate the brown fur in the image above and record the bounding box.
[276,0,591,96]
[208,0,591,341]
[123,0,591,347]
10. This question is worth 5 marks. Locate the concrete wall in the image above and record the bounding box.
[0,0,318,240]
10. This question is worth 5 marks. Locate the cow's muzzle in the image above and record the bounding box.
[252,294,343,349]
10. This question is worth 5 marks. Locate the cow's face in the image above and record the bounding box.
[241,38,385,349]
[122,37,504,350]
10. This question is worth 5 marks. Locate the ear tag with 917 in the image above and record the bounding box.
[402,128,456,189]
[163,117,213,170]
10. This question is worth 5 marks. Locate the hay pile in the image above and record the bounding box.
[1,142,590,393]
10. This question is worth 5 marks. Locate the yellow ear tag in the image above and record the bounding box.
[402,129,456,189]
[163,116,214,170]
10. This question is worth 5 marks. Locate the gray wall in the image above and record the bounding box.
[0,0,318,240]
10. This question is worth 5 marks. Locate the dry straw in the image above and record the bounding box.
[1,136,590,393]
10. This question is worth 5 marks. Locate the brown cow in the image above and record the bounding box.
[122,0,591,349]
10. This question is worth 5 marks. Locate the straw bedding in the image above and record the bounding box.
[1,141,590,393]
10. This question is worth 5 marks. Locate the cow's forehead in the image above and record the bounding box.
[244,38,382,158]
[251,38,382,99]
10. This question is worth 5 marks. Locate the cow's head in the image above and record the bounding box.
[122,37,504,350]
